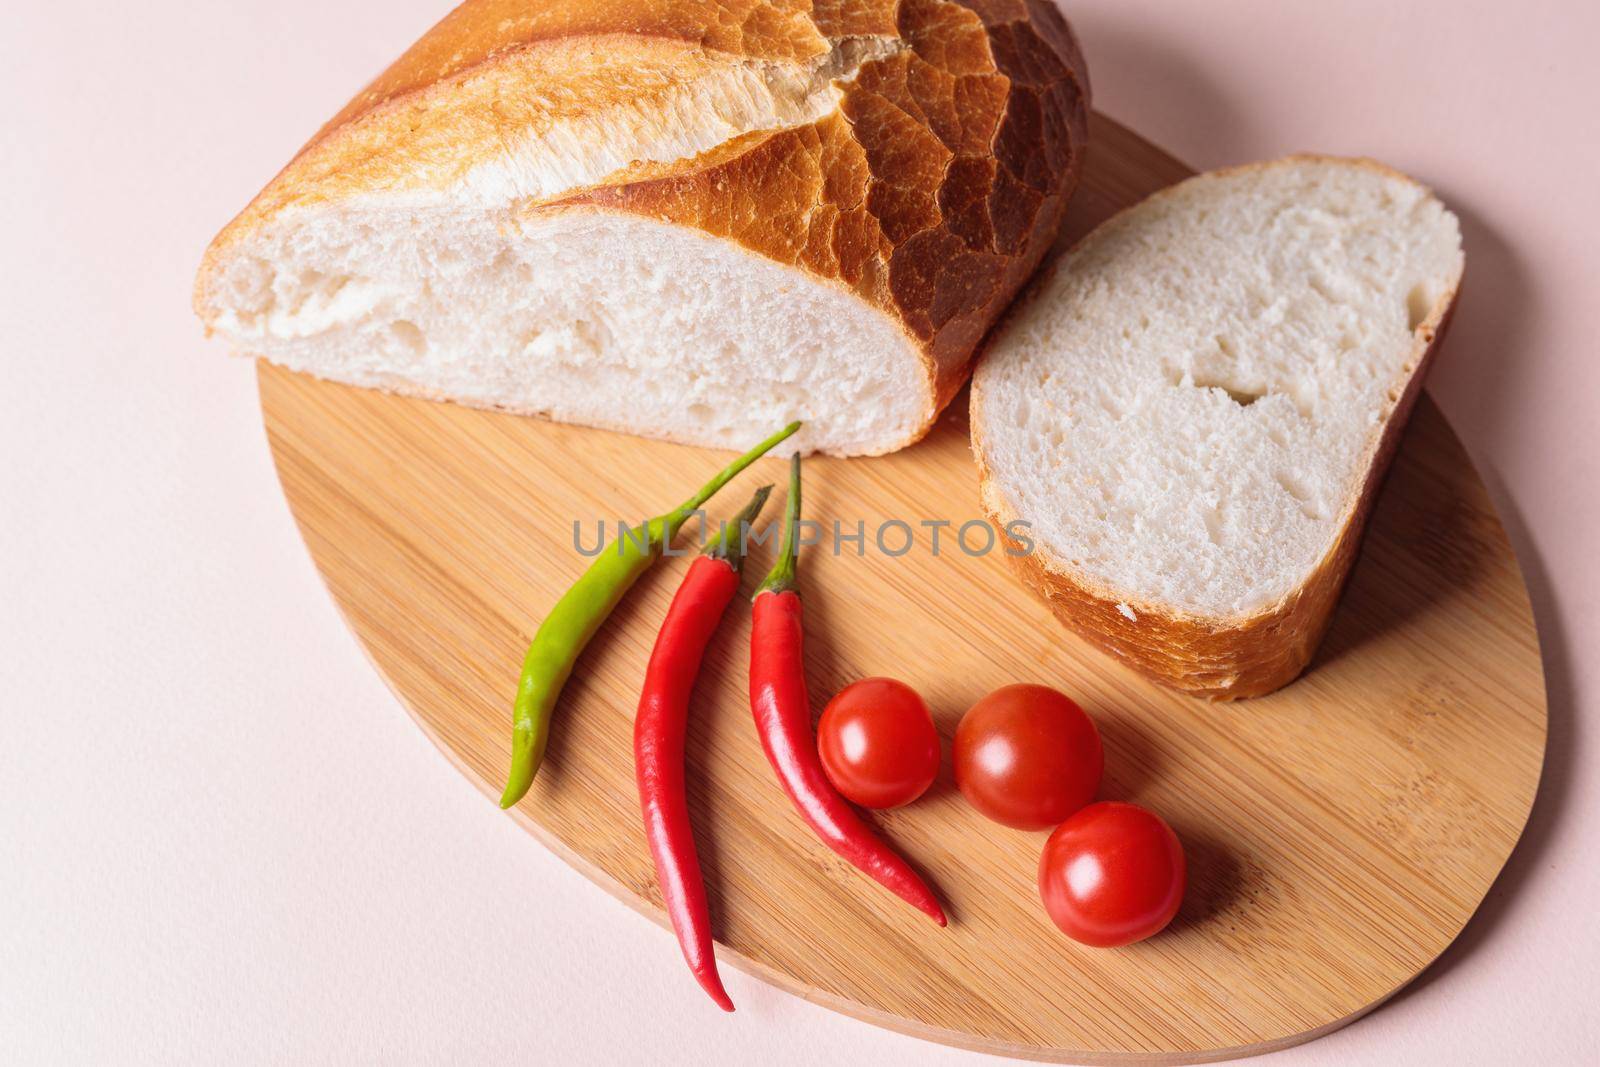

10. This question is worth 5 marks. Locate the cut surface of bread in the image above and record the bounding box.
[196,0,1091,455]
[972,156,1464,697]
[211,209,925,453]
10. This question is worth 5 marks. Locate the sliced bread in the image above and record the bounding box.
[194,0,1091,456]
[971,156,1464,698]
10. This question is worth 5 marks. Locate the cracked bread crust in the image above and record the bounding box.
[196,0,1091,450]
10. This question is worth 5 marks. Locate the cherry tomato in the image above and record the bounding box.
[952,684,1102,830]
[1038,802,1185,947]
[817,678,940,809]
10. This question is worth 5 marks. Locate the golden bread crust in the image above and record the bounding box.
[196,0,1091,447]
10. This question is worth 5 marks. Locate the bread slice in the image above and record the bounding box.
[194,0,1090,456]
[971,157,1464,698]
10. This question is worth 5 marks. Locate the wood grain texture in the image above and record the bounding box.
[257,114,1546,1063]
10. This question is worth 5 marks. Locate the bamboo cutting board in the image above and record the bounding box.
[259,114,1546,1063]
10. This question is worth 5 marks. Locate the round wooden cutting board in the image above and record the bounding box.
[258,115,1546,1063]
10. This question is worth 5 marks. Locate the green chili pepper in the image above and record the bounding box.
[499,421,801,808]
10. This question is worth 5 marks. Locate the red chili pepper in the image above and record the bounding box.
[634,486,772,1012]
[748,455,947,925]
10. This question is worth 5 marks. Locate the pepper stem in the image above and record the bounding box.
[703,485,772,570]
[756,453,802,596]
[655,421,801,543]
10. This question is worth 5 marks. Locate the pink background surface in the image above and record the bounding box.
[3,1,1595,1062]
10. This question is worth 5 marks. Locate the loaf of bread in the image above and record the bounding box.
[194,0,1090,456]
[972,157,1464,698]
